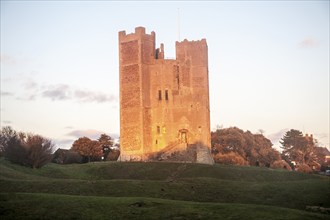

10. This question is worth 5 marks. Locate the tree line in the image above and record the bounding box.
[1,126,329,173]
[0,127,119,168]
[211,127,330,173]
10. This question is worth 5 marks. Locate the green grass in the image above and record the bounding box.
[0,158,329,219]
[1,193,328,220]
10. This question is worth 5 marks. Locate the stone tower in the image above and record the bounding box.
[119,27,213,164]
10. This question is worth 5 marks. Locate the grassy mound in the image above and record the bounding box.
[0,159,329,219]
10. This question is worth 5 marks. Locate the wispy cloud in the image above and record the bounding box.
[42,84,116,103]
[42,84,71,101]
[1,91,14,96]
[0,54,33,65]
[23,79,39,90]
[16,94,37,101]
[67,129,106,140]
[17,79,117,103]
[25,81,117,103]
[0,54,17,65]
[298,37,319,48]
[53,138,75,149]
[74,89,116,103]
[66,129,119,140]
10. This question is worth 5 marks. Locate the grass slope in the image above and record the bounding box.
[1,193,328,220]
[1,159,329,219]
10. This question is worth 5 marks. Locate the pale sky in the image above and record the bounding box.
[1,1,329,150]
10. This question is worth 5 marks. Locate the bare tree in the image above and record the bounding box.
[24,134,54,168]
[1,126,54,168]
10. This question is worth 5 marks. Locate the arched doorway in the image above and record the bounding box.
[179,129,188,144]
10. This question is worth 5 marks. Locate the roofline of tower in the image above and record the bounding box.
[119,26,155,39]
[176,38,207,45]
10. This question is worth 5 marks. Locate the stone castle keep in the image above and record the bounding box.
[119,27,214,164]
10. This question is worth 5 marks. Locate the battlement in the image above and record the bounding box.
[119,26,155,40]
[176,38,207,46]
[176,38,208,65]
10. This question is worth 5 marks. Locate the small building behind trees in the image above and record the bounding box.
[52,149,84,164]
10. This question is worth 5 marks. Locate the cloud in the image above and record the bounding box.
[16,94,37,101]
[0,54,33,65]
[67,129,106,140]
[42,84,71,101]
[2,120,12,124]
[66,129,119,140]
[23,79,39,90]
[14,78,39,100]
[13,75,117,103]
[33,83,117,103]
[267,128,289,145]
[298,37,319,48]
[0,54,17,65]
[53,139,75,150]
[64,126,74,129]
[1,91,14,96]
[74,89,116,103]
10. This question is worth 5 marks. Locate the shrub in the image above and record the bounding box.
[296,164,313,173]
[63,151,83,164]
[271,160,292,171]
[52,149,83,164]
[105,149,120,161]
[213,152,248,165]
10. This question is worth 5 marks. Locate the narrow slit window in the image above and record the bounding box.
[165,90,168,100]
[157,126,160,134]
[158,90,162,100]
[176,66,180,89]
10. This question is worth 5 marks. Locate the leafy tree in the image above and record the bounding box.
[252,134,281,167]
[280,129,315,165]
[0,126,54,168]
[213,151,247,165]
[312,146,330,166]
[211,127,246,157]
[71,137,103,162]
[1,127,28,165]
[98,134,113,147]
[211,127,281,167]
[106,149,120,161]
[98,134,113,161]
